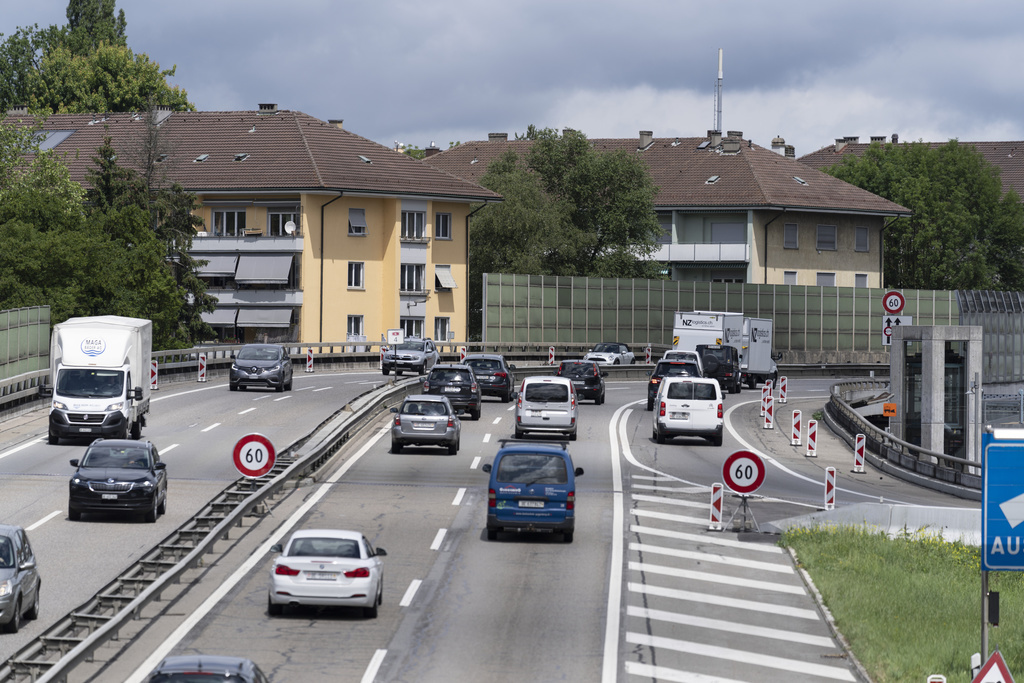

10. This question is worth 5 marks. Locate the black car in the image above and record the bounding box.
[68,439,167,522]
[422,364,482,420]
[463,353,517,402]
[230,344,294,392]
[556,359,607,404]
[146,655,270,683]
[646,360,702,410]
[696,343,742,394]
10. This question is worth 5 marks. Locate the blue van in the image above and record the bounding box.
[481,442,583,543]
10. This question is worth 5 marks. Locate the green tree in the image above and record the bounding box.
[826,140,1024,290]
[65,0,127,55]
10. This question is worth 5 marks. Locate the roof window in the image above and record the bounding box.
[234,153,249,162]
[792,176,808,186]
[697,141,710,150]
[705,175,720,185]
[194,154,209,163]
[156,153,168,163]
[358,155,372,164]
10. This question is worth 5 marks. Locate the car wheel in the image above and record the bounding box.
[144,500,158,523]
[229,383,238,392]
[415,365,424,375]
[364,603,379,619]
[471,408,481,421]
[286,378,293,391]
[448,440,459,455]
[564,531,574,543]
[646,399,653,411]
[268,596,283,616]
[656,429,666,445]
[501,390,511,403]
[239,385,247,391]
[487,528,498,541]
[613,359,620,365]
[391,442,402,454]
[68,505,81,521]
[3,599,19,633]
[275,383,284,393]
[382,367,390,376]
[48,431,58,445]
[25,587,39,621]
[597,392,605,405]
[157,493,166,516]
[130,419,141,440]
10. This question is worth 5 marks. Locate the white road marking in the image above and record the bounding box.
[470,456,481,470]
[627,605,836,647]
[492,417,501,424]
[295,386,313,391]
[627,582,820,620]
[0,438,43,461]
[630,561,804,595]
[630,508,706,527]
[27,510,62,531]
[483,434,491,443]
[361,649,387,683]
[631,493,708,509]
[162,444,179,453]
[632,484,707,495]
[312,386,333,392]
[201,423,220,432]
[451,488,466,506]
[507,405,515,411]
[629,525,785,553]
[399,579,422,607]
[601,402,631,683]
[273,395,292,402]
[625,661,747,683]
[430,529,447,550]
[630,542,793,574]
[238,408,256,415]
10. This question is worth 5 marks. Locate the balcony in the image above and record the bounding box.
[191,234,303,253]
[654,242,750,263]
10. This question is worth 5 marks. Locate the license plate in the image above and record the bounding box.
[518,500,544,508]
[413,422,436,430]
[529,410,543,417]
[79,427,93,433]
[481,375,494,381]
[444,387,461,393]
[101,493,118,500]
[306,571,339,580]
[669,412,690,420]
[572,380,585,386]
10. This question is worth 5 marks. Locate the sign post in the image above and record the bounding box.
[197,352,207,383]
[722,450,766,532]
[150,359,158,391]
[233,433,276,479]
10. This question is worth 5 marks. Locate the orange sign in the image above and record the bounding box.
[883,403,897,417]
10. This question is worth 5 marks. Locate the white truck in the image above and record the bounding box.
[740,317,778,388]
[672,311,744,352]
[43,316,152,444]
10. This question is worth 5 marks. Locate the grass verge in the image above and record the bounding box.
[782,526,1024,683]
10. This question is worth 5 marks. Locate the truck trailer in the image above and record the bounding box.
[43,316,152,444]
[740,317,778,388]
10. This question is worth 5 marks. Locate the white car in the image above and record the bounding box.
[584,342,635,365]
[661,349,704,375]
[268,529,387,618]
[652,377,723,446]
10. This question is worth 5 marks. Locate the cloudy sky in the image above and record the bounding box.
[4,1,1024,158]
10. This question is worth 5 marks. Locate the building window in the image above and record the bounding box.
[400,264,425,293]
[711,223,745,243]
[269,210,298,236]
[816,225,837,251]
[855,273,869,288]
[435,213,452,240]
[657,213,672,244]
[401,211,426,240]
[855,226,869,252]
[784,224,798,249]
[349,208,367,236]
[401,317,424,339]
[347,315,363,337]
[348,262,364,289]
[213,210,246,237]
[816,272,836,287]
[784,271,797,285]
[435,317,450,343]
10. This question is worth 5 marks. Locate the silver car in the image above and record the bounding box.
[390,394,461,454]
[229,344,294,392]
[0,524,41,634]
[514,376,579,440]
[381,338,439,376]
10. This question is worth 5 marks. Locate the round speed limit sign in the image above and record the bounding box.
[722,450,766,495]
[233,433,276,479]
[882,290,905,314]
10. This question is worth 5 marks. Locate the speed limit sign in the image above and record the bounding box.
[882,290,905,314]
[722,450,766,494]
[233,433,276,479]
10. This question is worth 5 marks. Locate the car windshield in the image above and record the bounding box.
[402,401,448,416]
[592,343,620,353]
[237,346,282,362]
[558,362,594,377]
[0,537,13,568]
[287,537,360,558]
[666,382,716,400]
[524,383,569,402]
[466,359,501,373]
[56,369,124,399]
[495,453,569,484]
[82,446,151,469]
[396,341,425,351]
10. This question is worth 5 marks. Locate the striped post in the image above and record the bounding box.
[548,346,555,365]
[779,376,788,404]
[305,347,314,373]
[150,359,158,391]
[460,346,468,363]
[825,467,836,510]
[791,410,801,446]
[760,383,769,417]
[854,433,866,473]
[197,352,207,383]
[708,482,723,531]
[806,419,817,457]
[763,393,774,430]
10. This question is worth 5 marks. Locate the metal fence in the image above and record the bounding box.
[0,306,49,380]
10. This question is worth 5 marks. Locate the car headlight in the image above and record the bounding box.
[0,580,11,597]
[53,401,68,411]
[105,402,124,412]
[231,363,239,371]
[270,364,281,372]
[140,481,154,488]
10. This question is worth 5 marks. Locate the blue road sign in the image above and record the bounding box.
[982,428,1024,571]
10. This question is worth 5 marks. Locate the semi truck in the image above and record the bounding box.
[42,316,152,444]
[740,317,778,388]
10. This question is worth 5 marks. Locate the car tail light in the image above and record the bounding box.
[571,392,576,409]
[471,382,478,392]
[394,415,401,426]
[659,401,667,417]
[488,488,496,508]
[344,567,371,578]
[650,377,661,386]
[567,491,575,510]
[423,381,430,391]
[593,365,599,377]
[275,564,300,576]
[447,418,456,428]
[494,372,507,379]
[718,403,723,418]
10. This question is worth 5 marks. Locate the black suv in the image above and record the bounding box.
[696,343,742,394]
[68,439,167,522]
[646,360,701,410]
[463,353,517,402]
[423,364,482,420]
[556,359,607,404]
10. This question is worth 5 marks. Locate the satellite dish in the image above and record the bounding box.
[284,221,296,235]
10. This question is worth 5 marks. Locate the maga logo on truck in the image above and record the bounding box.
[80,338,107,357]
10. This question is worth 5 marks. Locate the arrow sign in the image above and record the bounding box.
[1001,492,1024,529]
[881,315,912,346]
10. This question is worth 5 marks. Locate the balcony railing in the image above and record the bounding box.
[654,242,750,263]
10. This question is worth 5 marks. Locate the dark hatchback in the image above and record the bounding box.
[230,344,293,392]
[463,353,517,402]
[68,439,167,522]
[423,364,482,420]
[556,359,606,404]
[646,360,702,410]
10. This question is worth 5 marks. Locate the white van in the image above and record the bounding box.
[652,377,723,446]
[514,376,578,440]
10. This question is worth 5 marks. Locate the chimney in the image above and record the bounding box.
[258,103,278,114]
[771,135,786,155]
[8,104,28,116]
[843,136,859,144]
[708,130,722,147]
[726,130,743,139]
[892,133,899,144]
[638,130,653,149]
[424,141,441,158]
[722,138,742,154]
[835,138,848,153]
[785,145,795,158]
[488,132,508,142]
[870,136,886,144]
[328,119,344,130]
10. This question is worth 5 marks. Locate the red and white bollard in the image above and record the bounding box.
[760,383,769,417]
[708,482,723,531]
[854,433,866,473]
[197,352,207,383]
[548,346,555,365]
[305,347,314,373]
[150,359,158,391]
[824,467,836,510]
[645,345,652,364]
[380,345,387,370]
[791,410,802,446]
[763,393,774,429]
[460,346,468,363]
[779,376,788,404]
[806,419,817,457]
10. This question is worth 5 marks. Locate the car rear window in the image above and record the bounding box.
[495,453,569,484]
[429,369,472,382]
[558,362,595,377]
[288,537,360,558]
[524,383,569,402]
[466,359,501,372]
[656,363,698,378]
[402,401,448,416]
[666,382,716,400]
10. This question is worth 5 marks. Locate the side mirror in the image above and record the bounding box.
[481,463,492,473]
[574,467,585,476]
[375,548,388,557]
[39,385,53,398]
[270,543,282,553]
[509,364,517,370]
[155,462,167,470]
[601,371,608,377]
[390,407,399,413]
[132,387,143,400]
[69,459,79,467]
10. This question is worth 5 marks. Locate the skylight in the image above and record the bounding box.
[358,155,372,164]
[35,130,75,151]
[234,153,249,162]
[705,175,720,185]
[697,141,710,150]
[156,153,168,163]
[793,176,808,186]
[194,154,209,163]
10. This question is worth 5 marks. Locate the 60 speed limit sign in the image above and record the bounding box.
[233,433,276,479]
[722,450,766,494]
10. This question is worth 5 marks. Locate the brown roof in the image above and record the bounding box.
[799,139,1024,201]
[426,133,910,217]
[4,109,500,201]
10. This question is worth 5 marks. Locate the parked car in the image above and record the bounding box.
[652,376,724,446]
[146,655,270,683]
[230,343,293,392]
[481,442,584,542]
[390,394,461,454]
[422,364,482,420]
[381,338,439,376]
[662,349,705,375]
[555,359,606,404]
[0,525,40,634]
[584,342,635,365]
[68,439,168,523]
[696,343,742,394]
[268,529,387,618]
[463,353,517,402]
[646,360,702,411]
[514,376,578,440]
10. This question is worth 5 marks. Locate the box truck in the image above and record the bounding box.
[673,311,745,393]
[740,317,778,388]
[42,316,152,444]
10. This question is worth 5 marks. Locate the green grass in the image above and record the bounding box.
[782,526,1024,682]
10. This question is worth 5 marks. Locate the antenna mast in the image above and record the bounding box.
[713,48,723,133]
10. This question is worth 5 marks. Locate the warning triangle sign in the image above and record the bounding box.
[973,650,1015,683]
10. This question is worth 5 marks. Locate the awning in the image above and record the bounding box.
[236,308,293,328]
[201,308,238,326]
[435,265,457,289]
[195,254,238,276]
[234,254,292,284]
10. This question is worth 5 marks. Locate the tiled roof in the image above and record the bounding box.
[426,133,910,216]
[799,140,1024,202]
[3,109,500,201]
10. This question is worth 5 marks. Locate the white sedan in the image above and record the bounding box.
[268,529,387,618]
[584,342,635,365]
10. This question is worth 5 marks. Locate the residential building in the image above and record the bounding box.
[5,104,499,344]
[426,130,910,288]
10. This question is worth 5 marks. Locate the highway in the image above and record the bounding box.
[0,374,974,682]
